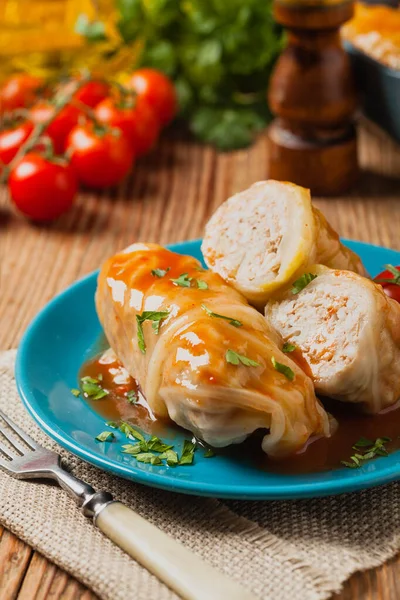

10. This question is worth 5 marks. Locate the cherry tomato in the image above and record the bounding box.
[0,74,43,114]
[0,121,33,165]
[66,123,134,188]
[374,265,400,303]
[94,97,159,156]
[30,102,82,154]
[126,68,177,126]
[75,80,110,107]
[9,153,77,221]
[61,79,110,108]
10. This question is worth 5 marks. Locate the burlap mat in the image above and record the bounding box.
[1,350,400,600]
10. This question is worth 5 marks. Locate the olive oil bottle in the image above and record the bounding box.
[0,0,126,82]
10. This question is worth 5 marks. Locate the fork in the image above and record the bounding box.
[0,408,255,600]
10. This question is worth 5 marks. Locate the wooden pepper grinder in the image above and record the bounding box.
[267,0,359,196]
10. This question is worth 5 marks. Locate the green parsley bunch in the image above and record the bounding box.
[116,0,283,149]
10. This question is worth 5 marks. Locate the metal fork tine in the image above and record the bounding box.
[0,427,26,455]
[0,455,11,470]
[0,408,38,450]
[0,440,14,460]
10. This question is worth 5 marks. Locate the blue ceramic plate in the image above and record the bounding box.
[16,239,400,500]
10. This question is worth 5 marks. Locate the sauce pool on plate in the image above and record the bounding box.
[79,349,400,474]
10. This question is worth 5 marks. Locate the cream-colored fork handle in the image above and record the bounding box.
[96,502,256,600]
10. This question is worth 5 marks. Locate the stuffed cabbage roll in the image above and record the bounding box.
[202,180,365,306]
[266,266,400,413]
[96,243,331,457]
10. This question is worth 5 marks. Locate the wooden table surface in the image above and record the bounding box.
[0,121,400,599]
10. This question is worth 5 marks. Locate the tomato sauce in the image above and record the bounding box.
[80,348,400,474]
[80,348,171,437]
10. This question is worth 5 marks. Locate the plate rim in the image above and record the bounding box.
[15,238,400,499]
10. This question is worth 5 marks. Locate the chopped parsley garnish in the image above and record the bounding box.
[282,342,296,353]
[147,436,174,452]
[136,452,163,465]
[171,273,208,290]
[160,449,179,466]
[201,304,242,328]
[122,443,142,455]
[119,421,146,442]
[204,448,215,458]
[180,440,196,465]
[121,432,196,467]
[126,390,138,404]
[196,279,208,290]
[151,267,170,278]
[171,273,192,287]
[136,310,170,353]
[95,431,115,442]
[291,273,318,294]
[271,357,295,381]
[71,388,80,397]
[375,264,400,286]
[341,436,391,468]
[106,421,119,429]
[226,349,260,367]
[80,376,109,400]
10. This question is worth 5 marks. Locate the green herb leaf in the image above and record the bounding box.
[180,440,196,465]
[80,376,109,400]
[170,273,208,290]
[119,422,145,442]
[95,431,115,442]
[201,304,242,327]
[226,349,260,367]
[136,452,163,465]
[196,279,208,290]
[342,436,392,469]
[81,376,98,384]
[291,273,318,295]
[126,390,138,404]
[152,320,161,334]
[136,310,170,353]
[147,436,174,453]
[151,267,171,278]
[106,421,119,429]
[122,443,143,455]
[160,449,179,466]
[171,273,192,287]
[352,437,374,448]
[71,388,80,397]
[282,342,296,354]
[204,448,215,458]
[136,315,146,354]
[271,357,295,381]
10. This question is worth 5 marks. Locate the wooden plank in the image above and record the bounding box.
[0,124,399,599]
[17,551,97,600]
[0,526,32,600]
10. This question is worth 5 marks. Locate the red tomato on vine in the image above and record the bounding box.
[67,123,134,189]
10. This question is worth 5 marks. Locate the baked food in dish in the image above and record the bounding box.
[202,180,365,307]
[96,243,331,457]
[265,265,400,413]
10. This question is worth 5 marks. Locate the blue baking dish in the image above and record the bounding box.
[344,40,400,144]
